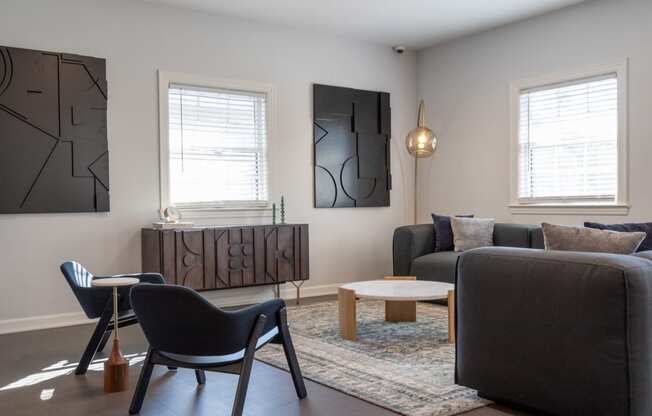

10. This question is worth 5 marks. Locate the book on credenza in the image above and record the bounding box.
[151,221,195,230]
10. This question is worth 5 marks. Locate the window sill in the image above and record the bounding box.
[509,203,630,216]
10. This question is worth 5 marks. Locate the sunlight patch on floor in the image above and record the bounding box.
[0,352,147,391]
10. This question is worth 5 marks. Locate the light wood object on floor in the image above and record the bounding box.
[91,277,139,393]
[384,276,417,322]
[338,279,455,343]
[338,287,357,341]
[447,290,455,344]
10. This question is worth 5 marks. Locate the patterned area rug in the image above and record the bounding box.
[256,300,489,416]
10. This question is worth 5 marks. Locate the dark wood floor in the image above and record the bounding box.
[0,296,529,416]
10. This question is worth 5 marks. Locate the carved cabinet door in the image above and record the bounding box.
[210,227,258,289]
[174,230,204,290]
[264,225,297,284]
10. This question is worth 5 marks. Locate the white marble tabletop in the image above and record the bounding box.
[91,277,140,287]
[340,280,454,301]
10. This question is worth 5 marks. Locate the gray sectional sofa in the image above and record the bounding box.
[392,222,545,282]
[393,222,652,414]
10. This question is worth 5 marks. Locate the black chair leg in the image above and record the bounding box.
[129,350,155,415]
[231,314,266,416]
[97,329,112,352]
[277,308,307,398]
[195,369,206,385]
[75,301,112,375]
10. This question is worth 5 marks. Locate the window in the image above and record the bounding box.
[510,63,628,214]
[159,72,275,214]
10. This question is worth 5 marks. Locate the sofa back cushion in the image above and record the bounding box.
[529,228,545,249]
[432,213,474,252]
[542,223,646,254]
[493,223,538,248]
[585,221,652,252]
[451,217,495,252]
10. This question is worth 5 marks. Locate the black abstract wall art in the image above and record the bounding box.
[313,84,391,208]
[0,45,108,213]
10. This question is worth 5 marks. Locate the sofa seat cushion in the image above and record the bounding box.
[410,251,460,284]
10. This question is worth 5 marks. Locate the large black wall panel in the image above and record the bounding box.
[0,46,108,213]
[313,84,391,208]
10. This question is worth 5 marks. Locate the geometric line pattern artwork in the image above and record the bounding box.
[0,45,108,213]
[313,84,391,208]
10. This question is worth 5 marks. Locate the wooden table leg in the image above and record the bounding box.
[448,290,455,344]
[384,276,417,322]
[104,287,129,392]
[338,288,356,341]
[385,301,417,322]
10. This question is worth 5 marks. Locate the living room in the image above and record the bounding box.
[1,0,650,415]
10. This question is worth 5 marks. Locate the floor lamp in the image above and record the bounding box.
[405,100,437,224]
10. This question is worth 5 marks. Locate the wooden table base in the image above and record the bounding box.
[385,301,417,322]
[104,338,129,393]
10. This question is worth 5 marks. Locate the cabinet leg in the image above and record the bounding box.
[290,281,305,306]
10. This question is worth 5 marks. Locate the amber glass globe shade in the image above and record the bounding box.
[406,126,437,158]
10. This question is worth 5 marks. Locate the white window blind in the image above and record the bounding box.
[168,84,268,208]
[518,73,618,203]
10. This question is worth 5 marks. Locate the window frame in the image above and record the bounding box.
[509,61,629,215]
[158,70,276,217]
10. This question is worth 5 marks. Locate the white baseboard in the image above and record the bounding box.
[0,282,340,335]
[0,311,92,335]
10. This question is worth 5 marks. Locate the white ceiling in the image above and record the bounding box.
[143,0,588,50]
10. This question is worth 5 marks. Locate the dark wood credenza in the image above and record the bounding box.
[141,224,309,295]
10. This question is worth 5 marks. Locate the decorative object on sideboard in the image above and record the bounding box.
[0,45,109,213]
[406,100,437,224]
[313,84,391,208]
[280,195,286,224]
[142,224,309,301]
[162,206,180,223]
[272,202,277,225]
[152,206,194,229]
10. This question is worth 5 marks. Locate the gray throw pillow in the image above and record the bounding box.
[450,217,495,252]
[542,223,646,254]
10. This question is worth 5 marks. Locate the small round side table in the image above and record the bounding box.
[92,277,140,393]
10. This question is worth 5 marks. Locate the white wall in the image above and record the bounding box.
[0,0,417,327]
[416,0,652,225]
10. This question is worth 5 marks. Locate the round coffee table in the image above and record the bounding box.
[338,277,455,343]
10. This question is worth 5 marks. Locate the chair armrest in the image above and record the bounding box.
[393,224,435,276]
[457,247,652,415]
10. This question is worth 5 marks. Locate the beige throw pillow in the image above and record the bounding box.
[542,223,646,254]
[450,217,495,252]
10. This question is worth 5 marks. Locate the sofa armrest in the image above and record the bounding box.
[392,224,435,276]
[457,247,652,416]
[634,250,652,262]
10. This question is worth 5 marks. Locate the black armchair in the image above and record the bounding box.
[128,283,307,416]
[60,261,164,375]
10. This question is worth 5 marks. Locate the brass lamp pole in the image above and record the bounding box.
[405,100,437,224]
